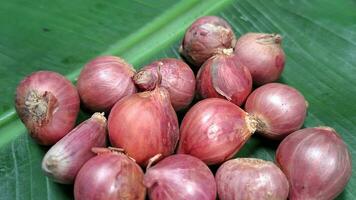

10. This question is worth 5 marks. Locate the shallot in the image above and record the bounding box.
[108,87,179,167]
[177,98,255,165]
[276,127,352,200]
[216,158,289,200]
[196,51,252,106]
[144,154,216,200]
[234,33,285,85]
[74,148,146,200]
[180,16,236,68]
[245,83,307,139]
[15,71,80,145]
[133,58,195,111]
[42,112,107,184]
[77,56,136,112]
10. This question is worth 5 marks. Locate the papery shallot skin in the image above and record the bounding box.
[15,71,80,145]
[144,154,217,200]
[74,150,146,200]
[133,58,196,111]
[177,98,254,165]
[42,112,107,184]
[234,33,285,85]
[216,158,289,200]
[77,56,136,112]
[276,127,352,200]
[108,87,179,167]
[180,16,236,68]
[245,83,307,139]
[196,53,252,106]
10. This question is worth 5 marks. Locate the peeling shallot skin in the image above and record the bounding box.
[180,16,236,68]
[276,127,352,200]
[15,71,80,145]
[74,150,146,200]
[245,83,307,139]
[144,154,217,200]
[216,158,289,200]
[133,58,196,111]
[196,53,252,106]
[234,33,285,85]
[108,87,179,167]
[42,112,107,184]
[77,56,136,112]
[177,98,254,165]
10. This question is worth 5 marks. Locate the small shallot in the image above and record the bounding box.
[245,83,307,139]
[144,154,217,200]
[196,51,252,106]
[42,112,107,184]
[216,158,289,200]
[133,58,195,111]
[15,71,80,145]
[177,98,255,165]
[77,56,136,112]
[234,33,285,85]
[74,148,146,200]
[180,16,236,68]
[108,87,179,167]
[276,127,352,200]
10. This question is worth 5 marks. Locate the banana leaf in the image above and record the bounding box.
[0,0,355,199]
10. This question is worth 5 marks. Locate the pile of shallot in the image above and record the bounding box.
[14,15,351,200]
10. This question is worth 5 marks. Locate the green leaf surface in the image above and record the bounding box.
[0,0,355,199]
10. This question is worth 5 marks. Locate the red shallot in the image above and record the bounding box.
[245,83,307,139]
[196,51,252,106]
[216,158,289,200]
[180,16,236,68]
[144,154,216,200]
[15,71,80,145]
[77,56,136,112]
[42,112,107,184]
[234,33,285,85]
[177,98,255,165]
[133,58,195,111]
[74,148,146,200]
[108,87,179,167]
[276,127,352,200]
